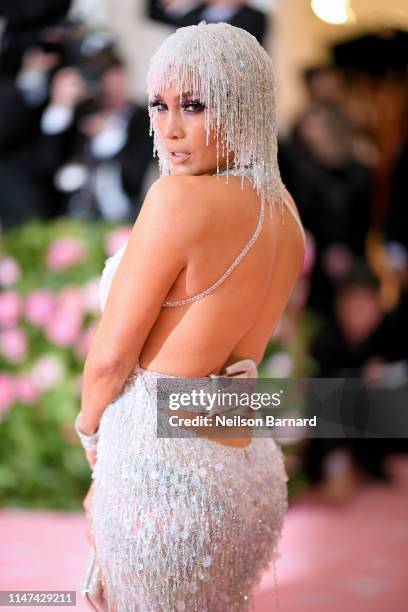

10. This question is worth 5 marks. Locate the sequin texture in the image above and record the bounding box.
[87,256,289,611]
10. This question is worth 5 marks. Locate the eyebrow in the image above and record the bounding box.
[153,92,197,102]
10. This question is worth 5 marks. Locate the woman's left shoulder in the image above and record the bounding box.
[138,175,209,235]
[145,174,207,204]
[148,173,233,212]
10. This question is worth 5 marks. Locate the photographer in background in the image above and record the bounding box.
[0,6,153,226]
[279,102,372,315]
[0,1,73,228]
[303,260,406,503]
[146,0,269,48]
[36,49,153,222]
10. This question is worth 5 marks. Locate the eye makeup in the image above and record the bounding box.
[149,95,206,113]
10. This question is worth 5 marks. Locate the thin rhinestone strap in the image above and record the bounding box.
[162,171,265,307]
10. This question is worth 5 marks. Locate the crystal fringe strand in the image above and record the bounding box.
[145,21,287,221]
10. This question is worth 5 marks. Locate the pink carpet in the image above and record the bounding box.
[1,454,407,611]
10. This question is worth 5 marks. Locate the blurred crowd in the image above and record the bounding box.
[0,0,271,229]
[1,1,407,504]
[277,60,408,502]
[147,0,269,46]
[0,3,153,227]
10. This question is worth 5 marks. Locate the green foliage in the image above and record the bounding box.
[0,218,122,509]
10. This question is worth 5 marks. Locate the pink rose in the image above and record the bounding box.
[0,373,16,415]
[58,285,83,314]
[31,354,65,390]
[0,290,23,328]
[105,226,132,257]
[0,256,21,286]
[15,374,40,405]
[25,289,55,326]
[46,237,86,272]
[44,310,82,346]
[50,287,84,347]
[82,277,101,314]
[0,327,28,363]
[265,352,293,377]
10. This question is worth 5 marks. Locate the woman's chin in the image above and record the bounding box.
[170,158,216,176]
[171,165,190,172]
[171,160,199,175]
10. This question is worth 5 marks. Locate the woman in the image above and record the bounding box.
[75,21,305,611]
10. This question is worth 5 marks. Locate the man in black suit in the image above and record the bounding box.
[34,57,153,222]
[146,0,269,48]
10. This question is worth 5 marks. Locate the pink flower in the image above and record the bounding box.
[0,290,23,328]
[0,327,28,363]
[82,277,101,314]
[25,290,55,326]
[44,309,82,346]
[0,256,21,286]
[15,374,40,405]
[46,237,86,272]
[0,373,16,415]
[265,352,293,377]
[58,285,83,314]
[105,226,132,257]
[31,354,65,390]
[74,321,97,360]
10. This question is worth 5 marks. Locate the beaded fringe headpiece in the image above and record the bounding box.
[145,20,287,219]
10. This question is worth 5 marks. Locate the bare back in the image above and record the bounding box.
[138,175,305,376]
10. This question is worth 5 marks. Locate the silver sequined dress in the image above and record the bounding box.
[87,172,295,611]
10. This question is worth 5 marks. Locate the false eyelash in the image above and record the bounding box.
[148,100,206,110]
[148,100,162,108]
[187,101,206,110]
[183,99,206,107]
